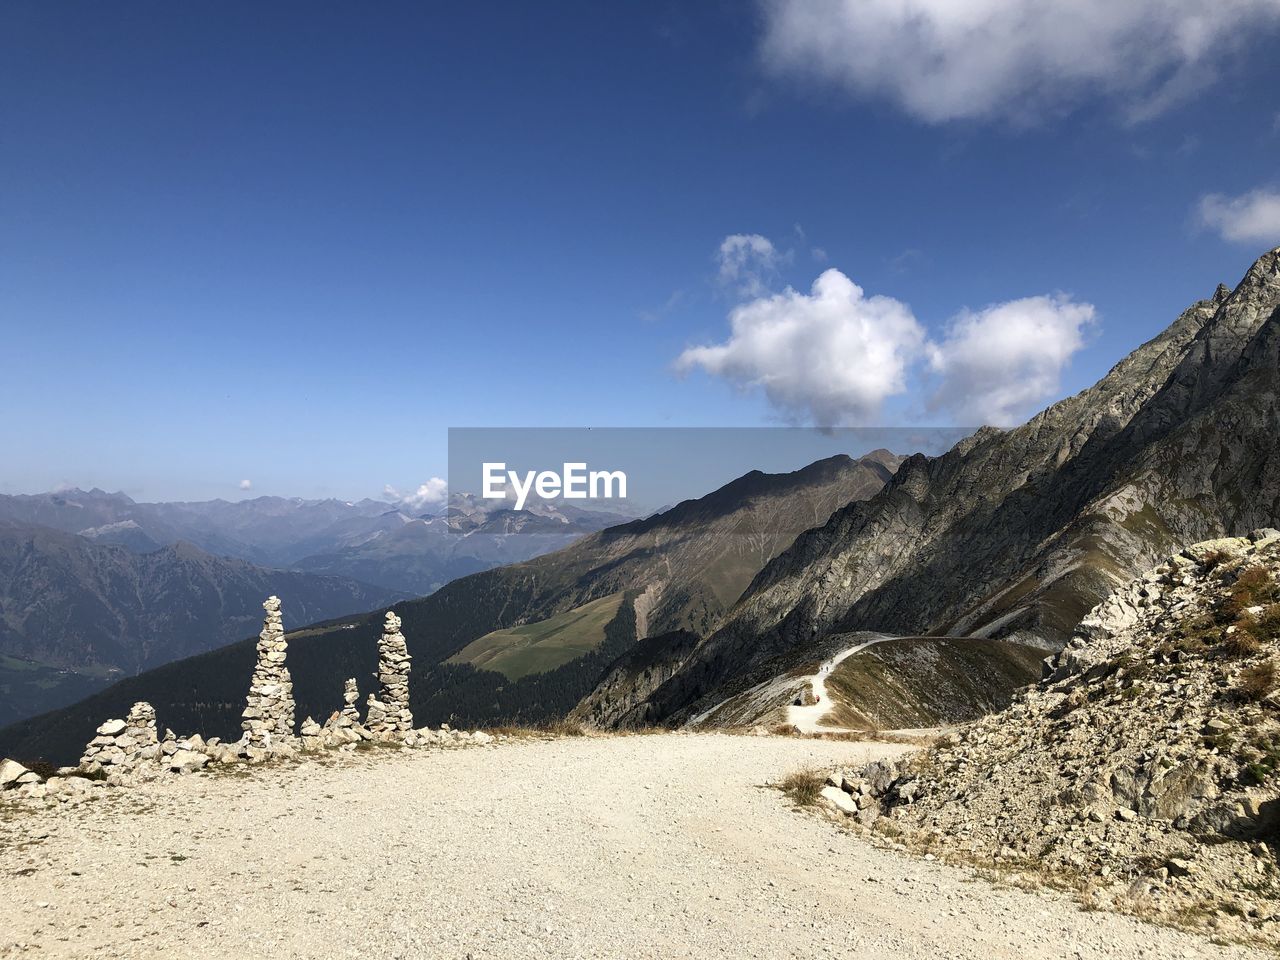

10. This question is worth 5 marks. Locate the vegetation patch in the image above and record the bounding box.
[447,593,625,680]
[777,768,825,807]
[1237,659,1279,702]
[821,637,1044,730]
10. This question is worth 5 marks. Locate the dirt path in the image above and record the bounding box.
[0,734,1262,959]
[787,635,891,733]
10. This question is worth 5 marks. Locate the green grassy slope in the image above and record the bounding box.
[447,593,625,680]
[822,638,1044,730]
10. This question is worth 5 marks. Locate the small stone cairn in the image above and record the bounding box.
[341,678,361,723]
[314,677,369,747]
[79,701,161,775]
[241,595,296,748]
[366,611,413,738]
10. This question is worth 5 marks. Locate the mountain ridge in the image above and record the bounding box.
[621,247,1280,726]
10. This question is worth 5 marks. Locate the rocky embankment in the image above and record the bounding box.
[819,530,1280,947]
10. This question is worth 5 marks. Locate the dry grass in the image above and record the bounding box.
[777,767,826,807]
[1255,604,1280,642]
[482,719,591,739]
[1222,627,1262,658]
[1200,549,1232,572]
[1233,566,1280,607]
[1237,659,1279,702]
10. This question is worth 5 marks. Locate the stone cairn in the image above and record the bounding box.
[341,678,362,723]
[366,611,413,737]
[317,677,367,745]
[35,598,499,800]
[241,595,296,748]
[79,701,159,774]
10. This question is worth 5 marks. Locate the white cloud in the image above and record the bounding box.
[681,235,1096,427]
[384,478,448,510]
[717,233,782,297]
[1198,188,1280,245]
[677,268,926,425]
[926,295,1096,426]
[238,479,252,491]
[758,0,1280,123]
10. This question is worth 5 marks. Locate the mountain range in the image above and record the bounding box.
[3,246,1278,766]
[0,489,629,595]
[0,451,900,761]
[630,247,1280,727]
[0,490,630,726]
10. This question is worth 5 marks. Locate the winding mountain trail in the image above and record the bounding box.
[0,734,1256,959]
[786,634,891,733]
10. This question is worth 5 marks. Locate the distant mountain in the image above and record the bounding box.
[614,246,1280,728]
[0,490,394,565]
[0,451,900,763]
[290,502,632,596]
[77,519,162,553]
[0,490,629,595]
[0,521,402,726]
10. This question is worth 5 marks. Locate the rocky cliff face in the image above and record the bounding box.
[626,248,1280,725]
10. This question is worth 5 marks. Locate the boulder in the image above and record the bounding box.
[820,785,858,815]
[0,758,31,789]
[168,750,209,775]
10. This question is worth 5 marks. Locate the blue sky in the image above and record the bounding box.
[3,1,1279,502]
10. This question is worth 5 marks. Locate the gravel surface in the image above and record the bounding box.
[0,734,1265,959]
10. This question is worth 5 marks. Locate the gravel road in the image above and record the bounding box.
[0,734,1264,959]
[786,635,890,733]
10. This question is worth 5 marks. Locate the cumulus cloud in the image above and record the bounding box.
[680,235,1096,427]
[238,479,252,491]
[717,233,783,297]
[926,295,1096,426]
[384,478,448,509]
[677,268,926,425]
[758,0,1280,123]
[1198,188,1280,245]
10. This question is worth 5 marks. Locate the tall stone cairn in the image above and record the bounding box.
[241,595,296,747]
[366,611,412,737]
[341,678,361,723]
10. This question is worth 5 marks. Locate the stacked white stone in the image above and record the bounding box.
[124,701,159,753]
[241,595,296,747]
[341,677,362,723]
[316,677,369,746]
[366,611,413,737]
[79,701,160,774]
